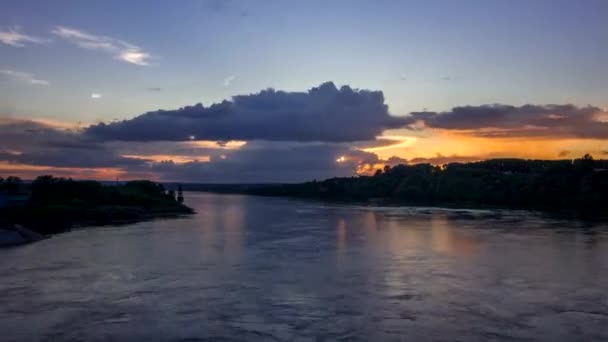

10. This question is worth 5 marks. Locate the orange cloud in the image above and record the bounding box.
[364,128,607,162]
[0,162,140,181]
[361,135,417,153]
[121,154,210,164]
[188,140,247,149]
[0,116,80,130]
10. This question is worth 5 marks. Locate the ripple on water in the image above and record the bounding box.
[0,192,607,341]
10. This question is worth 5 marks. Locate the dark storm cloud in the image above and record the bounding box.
[0,149,144,168]
[0,118,143,168]
[408,104,608,139]
[86,82,407,142]
[146,144,379,183]
[0,116,382,181]
[106,140,227,158]
[0,118,87,149]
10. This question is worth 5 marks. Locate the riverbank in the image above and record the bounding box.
[0,224,48,247]
[246,157,608,218]
[0,176,194,236]
[2,204,194,234]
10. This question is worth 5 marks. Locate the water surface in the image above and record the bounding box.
[1,192,607,341]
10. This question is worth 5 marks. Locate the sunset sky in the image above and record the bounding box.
[1,0,607,182]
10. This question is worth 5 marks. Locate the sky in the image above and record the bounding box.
[1,0,607,182]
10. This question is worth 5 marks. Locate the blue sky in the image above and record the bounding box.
[1,1,607,181]
[2,0,607,123]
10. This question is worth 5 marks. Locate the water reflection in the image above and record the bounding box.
[430,216,480,257]
[0,192,607,341]
[336,217,346,254]
[190,193,246,260]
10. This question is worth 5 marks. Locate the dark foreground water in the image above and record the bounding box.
[1,193,608,341]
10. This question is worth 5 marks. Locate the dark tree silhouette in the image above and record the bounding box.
[177,185,184,203]
[2,176,23,195]
[1,176,192,234]
[251,155,608,217]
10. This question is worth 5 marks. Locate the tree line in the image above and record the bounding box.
[0,176,192,234]
[250,155,608,216]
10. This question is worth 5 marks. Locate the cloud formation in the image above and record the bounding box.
[0,117,382,182]
[86,82,407,142]
[222,75,236,87]
[0,118,142,168]
[0,69,49,85]
[0,148,142,169]
[0,27,48,47]
[146,143,379,183]
[51,26,152,66]
[3,80,608,183]
[408,104,608,139]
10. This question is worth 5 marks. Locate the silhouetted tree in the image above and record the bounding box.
[1,175,193,234]
[177,185,184,203]
[251,155,607,216]
[4,176,22,195]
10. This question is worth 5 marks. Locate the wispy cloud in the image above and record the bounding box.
[0,27,48,47]
[222,75,236,87]
[0,69,49,85]
[51,26,152,66]
[118,50,150,66]
[440,76,462,81]
[91,93,102,99]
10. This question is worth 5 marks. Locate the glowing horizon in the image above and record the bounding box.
[1,1,607,182]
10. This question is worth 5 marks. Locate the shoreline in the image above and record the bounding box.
[189,190,608,221]
[71,210,196,229]
[1,209,195,247]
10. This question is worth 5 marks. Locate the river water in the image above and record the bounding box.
[1,192,607,341]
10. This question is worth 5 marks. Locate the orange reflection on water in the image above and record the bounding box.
[336,218,346,253]
[363,211,378,237]
[222,199,245,258]
[190,194,247,262]
[430,216,480,257]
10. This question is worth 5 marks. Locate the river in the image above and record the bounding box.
[1,192,607,341]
